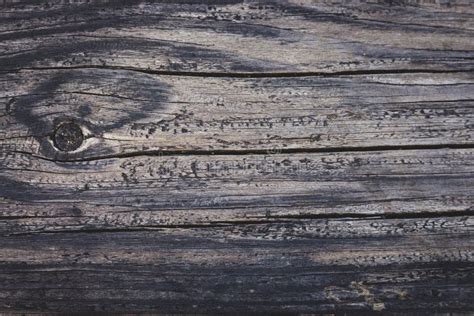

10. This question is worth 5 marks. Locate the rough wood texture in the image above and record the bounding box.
[1,149,473,234]
[0,0,473,74]
[1,217,473,313]
[1,69,473,159]
[1,0,473,314]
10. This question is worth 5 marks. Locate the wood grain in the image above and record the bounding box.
[1,0,473,314]
[1,69,473,160]
[1,147,473,313]
[1,216,473,313]
[1,149,473,235]
[0,0,473,74]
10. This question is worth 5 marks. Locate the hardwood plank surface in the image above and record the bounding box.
[1,0,473,314]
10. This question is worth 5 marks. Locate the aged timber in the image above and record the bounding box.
[0,0,473,314]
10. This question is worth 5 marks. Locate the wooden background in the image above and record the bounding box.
[0,0,473,313]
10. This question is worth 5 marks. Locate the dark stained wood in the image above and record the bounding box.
[0,0,473,314]
[1,217,473,313]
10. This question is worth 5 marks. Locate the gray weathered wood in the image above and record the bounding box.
[1,216,473,313]
[1,69,473,159]
[1,147,473,312]
[0,0,473,314]
[1,149,473,234]
[0,0,473,74]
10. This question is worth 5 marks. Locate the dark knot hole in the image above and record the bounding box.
[52,121,84,152]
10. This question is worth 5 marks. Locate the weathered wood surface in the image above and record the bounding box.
[1,217,473,313]
[1,149,473,234]
[1,69,473,159]
[1,0,474,314]
[0,0,473,74]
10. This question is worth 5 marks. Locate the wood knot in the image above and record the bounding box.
[53,121,83,152]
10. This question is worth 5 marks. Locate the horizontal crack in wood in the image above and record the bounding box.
[8,143,474,163]
[11,65,474,78]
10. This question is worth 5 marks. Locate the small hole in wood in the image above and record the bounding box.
[53,121,84,152]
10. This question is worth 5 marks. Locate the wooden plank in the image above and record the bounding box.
[0,216,473,313]
[1,149,472,234]
[0,0,473,74]
[1,69,473,160]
